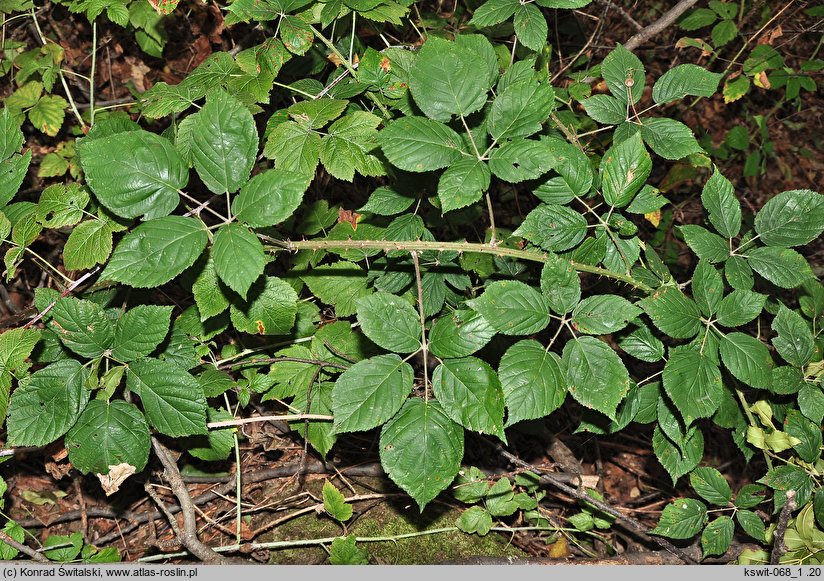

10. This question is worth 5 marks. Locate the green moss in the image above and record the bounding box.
[262,478,527,564]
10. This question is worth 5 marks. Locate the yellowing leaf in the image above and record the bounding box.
[645,209,661,227]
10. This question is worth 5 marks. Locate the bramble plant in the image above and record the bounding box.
[0,0,822,565]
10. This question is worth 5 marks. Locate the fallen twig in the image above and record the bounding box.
[493,442,698,565]
[151,438,230,564]
[770,489,796,565]
[623,0,701,52]
[0,530,49,563]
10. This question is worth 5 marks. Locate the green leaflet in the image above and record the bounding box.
[101,216,208,288]
[437,158,491,213]
[640,117,703,160]
[701,168,741,238]
[539,253,581,314]
[678,225,730,263]
[499,340,566,426]
[600,133,651,207]
[432,356,505,439]
[332,354,413,434]
[771,305,814,367]
[65,400,151,474]
[640,287,702,339]
[302,261,371,318]
[126,357,207,437]
[513,4,547,51]
[652,64,723,104]
[78,130,188,219]
[63,220,113,271]
[562,336,630,421]
[7,360,89,447]
[746,246,813,288]
[690,467,733,505]
[229,276,298,336]
[662,347,722,425]
[50,297,114,359]
[582,94,626,125]
[111,305,173,362]
[753,189,824,247]
[212,223,266,299]
[231,169,311,227]
[468,0,518,27]
[601,44,645,105]
[467,280,551,336]
[0,151,32,208]
[571,294,641,335]
[356,292,421,354]
[408,36,496,122]
[715,289,766,327]
[514,203,587,252]
[719,332,773,390]
[380,116,465,172]
[379,399,464,511]
[691,259,723,316]
[185,407,235,462]
[651,499,708,539]
[188,90,258,194]
[428,309,496,359]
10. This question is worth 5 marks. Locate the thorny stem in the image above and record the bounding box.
[271,238,654,293]
[410,251,430,400]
